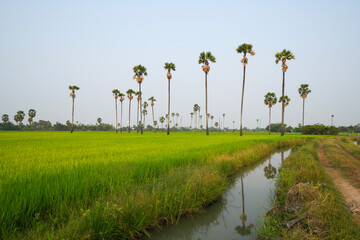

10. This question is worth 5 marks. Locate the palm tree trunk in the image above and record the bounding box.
[269,107,271,134]
[205,72,209,135]
[281,72,285,136]
[302,98,305,127]
[136,99,139,133]
[115,98,118,133]
[71,97,74,133]
[167,79,170,135]
[120,101,123,133]
[152,105,155,133]
[128,100,131,133]
[139,83,143,134]
[240,65,246,136]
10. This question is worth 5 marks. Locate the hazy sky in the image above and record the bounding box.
[0,0,359,129]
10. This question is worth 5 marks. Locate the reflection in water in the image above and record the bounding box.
[263,156,277,179]
[234,174,254,236]
[149,149,292,240]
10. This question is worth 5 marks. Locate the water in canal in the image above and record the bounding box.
[149,149,291,240]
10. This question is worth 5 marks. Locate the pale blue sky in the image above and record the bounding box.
[0,0,359,128]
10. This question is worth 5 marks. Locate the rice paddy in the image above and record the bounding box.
[0,132,311,239]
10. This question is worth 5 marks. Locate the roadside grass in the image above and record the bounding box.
[338,137,360,159]
[323,138,360,188]
[259,140,360,239]
[0,132,310,239]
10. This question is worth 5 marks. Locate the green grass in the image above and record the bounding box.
[338,137,360,159]
[259,140,360,239]
[0,131,311,239]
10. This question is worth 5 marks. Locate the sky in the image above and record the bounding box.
[0,0,359,129]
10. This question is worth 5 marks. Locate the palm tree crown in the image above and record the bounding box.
[2,114,9,123]
[69,85,79,98]
[148,96,156,106]
[133,65,147,83]
[112,89,120,99]
[298,84,311,98]
[119,93,125,102]
[236,43,255,66]
[127,89,135,100]
[275,49,295,72]
[279,96,291,107]
[198,51,216,73]
[264,92,277,108]
[164,62,176,79]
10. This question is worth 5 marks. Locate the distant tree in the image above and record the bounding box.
[164,62,176,135]
[171,112,175,127]
[193,104,199,129]
[215,122,219,128]
[97,118,102,124]
[236,43,255,136]
[298,84,311,127]
[211,115,214,127]
[28,109,36,130]
[69,85,80,133]
[135,91,141,133]
[133,65,147,134]
[199,51,216,135]
[119,92,125,133]
[2,114,9,124]
[148,96,157,131]
[275,49,295,136]
[15,111,25,130]
[126,89,135,133]
[112,89,120,133]
[176,113,179,127]
[279,95,290,107]
[264,92,277,134]
[222,113,226,129]
[159,116,165,129]
[142,109,147,127]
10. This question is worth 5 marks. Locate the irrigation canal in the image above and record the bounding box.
[148,149,291,240]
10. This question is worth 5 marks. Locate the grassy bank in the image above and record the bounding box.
[259,140,360,239]
[0,132,309,239]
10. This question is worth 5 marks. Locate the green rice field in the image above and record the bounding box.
[0,132,313,239]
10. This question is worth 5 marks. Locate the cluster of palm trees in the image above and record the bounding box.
[2,109,37,130]
[67,45,312,136]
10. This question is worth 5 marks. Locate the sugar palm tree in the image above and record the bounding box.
[142,109,147,127]
[176,113,179,127]
[159,116,165,129]
[16,111,25,130]
[135,91,141,133]
[199,51,216,135]
[211,115,214,127]
[236,43,255,136]
[298,84,311,127]
[28,109,36,130]
[119,93,125,133]
[199,115,203,127]
[264,92,277,134]
[148,96,156,130]
[126,89,135,133]
[2,114,9,124]
[171,112,175,127]
[275,49,295,136]
[133,65,147,134]
[193,104,199,129]
[14,114,20,126]
[197,106,201,129]
[69,85,80,133]
[164,62,176,135]
[97,118,102,124]
[215,122,219,128]
[112,89,120,133]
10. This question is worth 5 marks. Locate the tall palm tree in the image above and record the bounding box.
[298,84,311,127]
[133,65,147,134]
[28,109,36,130]
[14,114,19,126]
[171,112,175,127]
[159,116,165,129]
[211,115,214,127]
[236,43,255,136]
[199,51,216,135]
[193,104,199,129]
[112,89,120,133]
[275,49,295,136]
[190,112,194,128]
[142,109,147,127]
[16,111,25,130]
[97,118,102,124]
[222,113,226,129]
[233,120,235,129]
[148,96,156,130]
[69,85,80,133]
[215,122,219,128]
[126,89,135,133]
[197,106,201,128]
[2,114,9,124]
[135,91,141,133]
[199,115,203,128]
[164,62,176,135]
[176,113,179,127]
[264,92,277,134]
[119,92,125,133]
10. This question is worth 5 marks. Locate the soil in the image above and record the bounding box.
[318,143,360,226]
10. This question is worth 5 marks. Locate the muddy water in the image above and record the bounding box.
[149,150,291,240]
